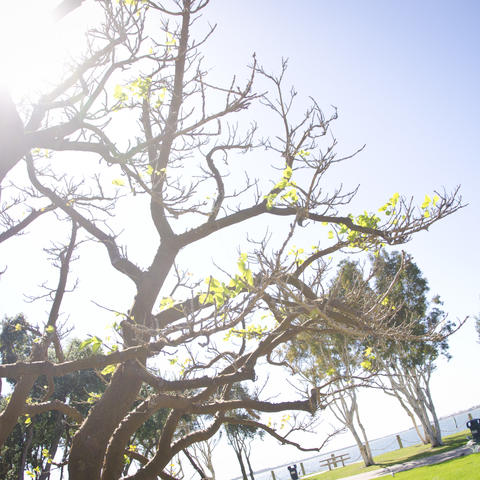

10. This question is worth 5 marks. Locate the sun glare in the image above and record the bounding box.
[0,1,92,97]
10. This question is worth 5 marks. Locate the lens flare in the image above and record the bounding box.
[0,1,93,97]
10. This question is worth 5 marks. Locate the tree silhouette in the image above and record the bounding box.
[0,1,462,478]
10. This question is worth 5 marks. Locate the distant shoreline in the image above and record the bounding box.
[229,406,480,480]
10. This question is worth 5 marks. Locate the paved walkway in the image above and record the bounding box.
[338,445,473,480]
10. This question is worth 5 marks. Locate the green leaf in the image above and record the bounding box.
[298,149,310,157]
[364,346,375,359]
[101,364,116,376]
[113,85,124,99]
[237,253,248,274]
[421,194,431,209]
[165,32,177,46]
[87,392,102,404]
[283,165,293,180]
[159,296,175,311]
[360,360,372,370]
[45,325,55,334]
[79,338,94,350]
[112,179,125,187]
[91,336,102,354]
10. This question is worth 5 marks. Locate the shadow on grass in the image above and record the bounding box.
[374,431,469,468]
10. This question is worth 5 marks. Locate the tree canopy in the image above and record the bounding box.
[370,251,453,447]
[0,1,463,479]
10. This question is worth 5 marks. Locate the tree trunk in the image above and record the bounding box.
[330,386,374,467]
[235,450,248,480]
[183,448,208,480]
[424,380,443,446]
[244,448,255,480]
[410,398,435,445]
[348,423,374,467]
[386,366,440,447]
[39,412,64,480]
[68,362,144,480]
[389,387,428,444]
[413,391,441,447]
[18,425,34,480]
[353,401,374,464]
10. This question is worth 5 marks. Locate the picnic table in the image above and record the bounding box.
[319,453,350,471]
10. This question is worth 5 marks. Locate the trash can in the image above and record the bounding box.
[287,465,299,480]
[467,418,480,443]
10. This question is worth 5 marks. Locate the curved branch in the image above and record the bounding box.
[24,400,83,423]
[192,396,316,416]
[0,205,55,244]
[136,364,255,393]
[26,153,143,285]
[223,416,338,453]
[0,344,149,379]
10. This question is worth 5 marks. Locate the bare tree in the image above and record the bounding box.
[0,1,463,479]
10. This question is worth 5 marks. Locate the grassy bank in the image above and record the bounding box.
[376,453,480,479]
[303,430,470,480]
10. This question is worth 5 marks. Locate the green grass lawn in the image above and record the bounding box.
[303,430,470,480]
[376,453,480,479]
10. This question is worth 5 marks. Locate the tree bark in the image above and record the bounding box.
[18,425,34,480]
[385,365,442,447]
[235,450,248,480]
[389,389,428,444]
[353,401,373,465]
[330,388,374,467]
[423,375,443,446]
[39,412,64,480]
[244,448,256,480]
[68,362,144,480]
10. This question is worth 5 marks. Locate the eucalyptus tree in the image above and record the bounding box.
[287,261,376,467]
[183,416,220,480]
[289,334,376,467]
[0,317,105,480]
[371,251,453,447]
[224,385,264,480]
[0,1,463,479]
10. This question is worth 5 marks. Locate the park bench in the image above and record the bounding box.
[319,453,350,471]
